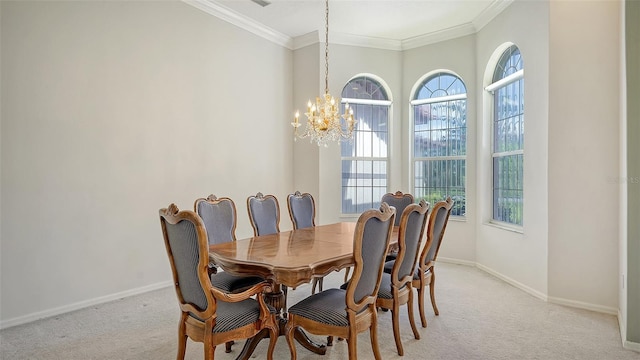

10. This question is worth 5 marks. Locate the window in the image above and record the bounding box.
[487,45,524,226]
[340,75,391,214]
[411,72,467,217]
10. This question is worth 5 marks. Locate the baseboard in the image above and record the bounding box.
[547,295,618,315]
[437,256,476,267]
[0,281,172,330]
[475,262,548,302]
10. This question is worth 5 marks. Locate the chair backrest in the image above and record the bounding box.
[287,191,316,230]
[194,195,237,245]
[381,191,414,226]
[159,204,215,320]
[247,192,280,236]
[419,196,454,269]
[391,199,430,284]
[346,202,396,310]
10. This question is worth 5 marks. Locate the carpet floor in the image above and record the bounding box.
[1,262,638,360]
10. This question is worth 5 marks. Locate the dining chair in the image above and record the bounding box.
[159,203,278,360]
[286,191,324,293]
[284,202,396,360]
[247,192,280,236]
[375,199,429,356]
[343,190,414,282]
[396,196,454,328]
[194,195,264,293]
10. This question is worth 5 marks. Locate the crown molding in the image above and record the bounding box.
[183,0,293,49]
[473,0,515,31]
[402,23,477,50]
[185,0,514,51]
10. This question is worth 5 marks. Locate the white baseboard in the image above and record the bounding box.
[0,281,172,330]
[547,295,618,315]
[437,256,476,267]
[475,262,548,302]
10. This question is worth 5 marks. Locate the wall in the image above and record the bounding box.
[548,0,620,312]
[0,1,293,326]
[475,0,550,298]
[403,34,477,263]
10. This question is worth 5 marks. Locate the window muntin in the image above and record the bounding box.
[490,45,524,226]
[341,76,390,214]
[412,72,467,217]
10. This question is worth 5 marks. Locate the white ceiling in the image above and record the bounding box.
[195,0,513,49]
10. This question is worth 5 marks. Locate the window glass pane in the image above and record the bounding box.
[492,154,523,225]
[412,72,467,216]
[341,76,390,213]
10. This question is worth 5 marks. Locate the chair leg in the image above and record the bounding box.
[176,314,188,360]
[391,305,403,356]
[417,282,428,328]
[225,341,234,353]
[347,332,358,360]
[266,324,279,360]
[370,309,382,360]
[407,289,420,340]
[283,285,288,314]
[284,321,298,360]
[430,272,439,315]
[343,267,351,282]
[311,277,324,294]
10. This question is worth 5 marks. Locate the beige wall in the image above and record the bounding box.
[0,1,293,326]
[548,0,620,311]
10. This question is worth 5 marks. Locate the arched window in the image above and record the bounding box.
[340,75,391,214]
[486,45,524,226]
[411,72,467,217]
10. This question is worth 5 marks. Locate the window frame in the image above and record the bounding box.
[486,45,524,228]
[410,71,468,218]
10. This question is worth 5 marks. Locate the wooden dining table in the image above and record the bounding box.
[208,221,398,359]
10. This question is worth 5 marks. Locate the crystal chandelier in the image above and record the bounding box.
[291,0,356,147]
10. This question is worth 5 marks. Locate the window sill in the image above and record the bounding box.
[485,220,523,234]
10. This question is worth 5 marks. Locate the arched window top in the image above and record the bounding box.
[414,72,467,100]
[342,76,389,101]
[493,45,523,82]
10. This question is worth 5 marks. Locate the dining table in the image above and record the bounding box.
[208,221,398,360]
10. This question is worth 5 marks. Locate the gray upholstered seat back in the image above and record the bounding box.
[196,199,236,245]
[351,216,393,304]
[396,209,427,280]
[381,192,414,226]
[248,194,280,236]
[423,204,451,266]
[288,192,315,229]
[164,219,208,311]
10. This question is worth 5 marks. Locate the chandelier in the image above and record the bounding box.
[291,0,356,147]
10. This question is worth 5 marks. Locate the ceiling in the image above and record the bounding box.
[197,0,513,49]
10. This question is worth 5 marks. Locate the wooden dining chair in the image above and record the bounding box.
[194,195,264,293]
[284,202,396,360]
[286,191,324,293]
[408,196,454,328]
[247,192,280,236]
[375,199,429,356]
[381,191,415,227]
[343,191,414,282]
[159,203,278,360]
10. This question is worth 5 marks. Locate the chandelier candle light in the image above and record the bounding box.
[292,0,356,147]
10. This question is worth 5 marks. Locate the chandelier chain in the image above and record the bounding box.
[324,0,329,94]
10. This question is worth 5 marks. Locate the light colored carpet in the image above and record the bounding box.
[1,262,638,360]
